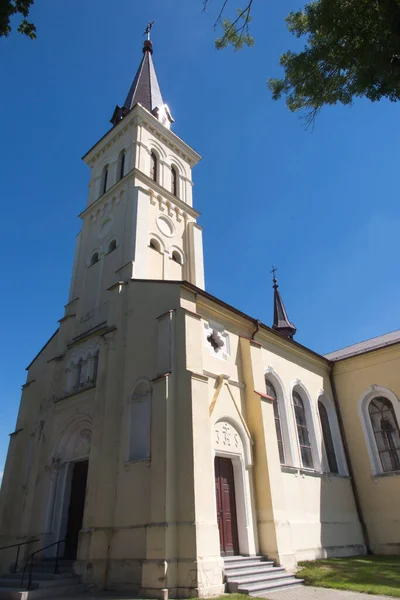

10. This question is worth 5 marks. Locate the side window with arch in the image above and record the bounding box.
[318,401,339,473]
[171,166,178,196]
[369,397,400,472]
[118,149,126,181]
[150,151,158,182]
[129,380,152,461]
[171,250,182,264]
[293,391,314,469]
[90,252,99,266]
[266,379,285,464]
[108,240,117,253]
[149,238,160,251]
[101,165,109,195]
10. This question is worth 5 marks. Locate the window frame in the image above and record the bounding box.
[101,164,109,195]
[150,151,158,183]
[265,378,285,465]
[171,165,178,197]
[318,400,339,473]
[359,386,400,476]
[118,149,126,181]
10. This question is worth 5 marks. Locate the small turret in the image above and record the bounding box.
[271,267,296,340]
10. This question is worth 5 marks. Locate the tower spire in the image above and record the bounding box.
[271,267,297,340]
[110,25,173,128]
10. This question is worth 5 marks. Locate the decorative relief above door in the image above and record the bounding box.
[214,420,243,455]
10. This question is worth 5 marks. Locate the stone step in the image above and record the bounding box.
[238,571,294,594]
[224,564,277,578]
[249,580,304,596]
[224,555,265,563]
[225,559,274,572]
[242,577,304,595]
[226,568,286,592]
[0,583,86,600]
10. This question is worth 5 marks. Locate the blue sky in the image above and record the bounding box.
[0,0,399,478]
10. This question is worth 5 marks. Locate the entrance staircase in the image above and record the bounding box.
[0,559,85,600]
[224,555,303,596]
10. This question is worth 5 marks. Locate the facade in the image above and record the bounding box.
[0,37,399,599]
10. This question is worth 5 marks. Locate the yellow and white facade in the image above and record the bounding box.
[0,38,399,598]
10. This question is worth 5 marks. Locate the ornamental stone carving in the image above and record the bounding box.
[213,420,243,455]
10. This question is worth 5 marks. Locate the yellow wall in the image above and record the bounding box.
[333,344,400,554]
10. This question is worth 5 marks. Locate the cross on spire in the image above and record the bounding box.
[144,21,155,40]
[271,265,278,285]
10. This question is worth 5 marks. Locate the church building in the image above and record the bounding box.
[1,34,400,599]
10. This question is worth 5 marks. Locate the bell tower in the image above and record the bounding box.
[67,34,204,329]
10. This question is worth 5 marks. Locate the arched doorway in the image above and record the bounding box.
[44,417,92,559]
[213,418,257,557]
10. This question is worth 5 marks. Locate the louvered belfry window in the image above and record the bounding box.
[150,152,158,182]
[266,379,285,465]
[293,391,314,469]
[318,401,338,473]
[171,166,178,196]
[369,397,400,472]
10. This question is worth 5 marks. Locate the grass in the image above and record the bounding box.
[297,555,400,597]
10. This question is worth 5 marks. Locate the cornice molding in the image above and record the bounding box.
[83,104,201,167]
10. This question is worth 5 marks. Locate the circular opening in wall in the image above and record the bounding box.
[156,215,175,238]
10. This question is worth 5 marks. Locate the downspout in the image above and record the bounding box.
[329,365,372,554]
[251,319,261,340]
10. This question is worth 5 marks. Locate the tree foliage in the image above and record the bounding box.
[203,0,255,50]
[206,0,400,124]
[268,0,400,125]
[0,0,36,38]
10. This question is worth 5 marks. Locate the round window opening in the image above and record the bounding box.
[156,215,175,238]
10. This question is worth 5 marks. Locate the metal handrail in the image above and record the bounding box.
[0,539,40,573]
[21,539,65,590]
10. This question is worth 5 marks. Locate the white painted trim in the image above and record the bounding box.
[317,392,349,476]
[290,380,322,471]
[212,417,256,556]
[264,367,296,467]
[148,233,166,253]
[358,385,400,475]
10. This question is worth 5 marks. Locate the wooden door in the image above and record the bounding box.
[64,460,88,559]
[215,456,239,556]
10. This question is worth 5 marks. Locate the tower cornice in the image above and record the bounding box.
[78,167,200,222]
[82,104,201,167]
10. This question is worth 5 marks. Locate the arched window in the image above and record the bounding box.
[266,379,285,464]
[129,380,152,461]
[108,240,117,253]
[75,359,83,392]
[293,391,314,469]
[369,397,400,472]
[171,166,178,196]
[318,401,338,473]
[150,151,158,182]
[90,252,99,266]
[118,150,126,180]
[101,165,109,194]
[171,250,182,264]
[149,238,160,251]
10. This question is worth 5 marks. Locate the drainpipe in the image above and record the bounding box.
[329,367,372,554]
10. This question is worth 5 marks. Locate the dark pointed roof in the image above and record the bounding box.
[272,276,297,339]
[110,39,167,126]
